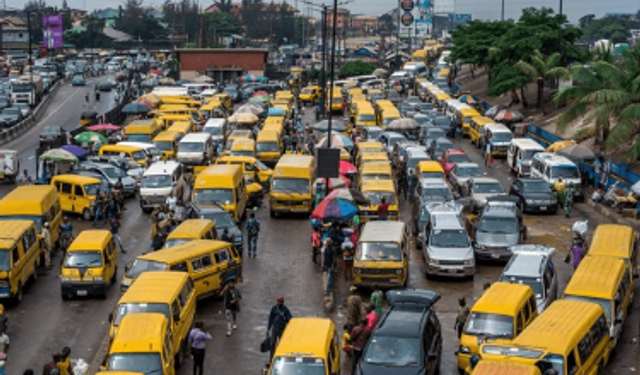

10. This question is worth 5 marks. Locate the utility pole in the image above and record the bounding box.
[558,0,563,53]
[501,0,504,21]
[326,0,338,149]
[320,5,327,118]
[395,0,400,69]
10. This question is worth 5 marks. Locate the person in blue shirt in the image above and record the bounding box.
[246,212,260,258]
[267,296,292,359]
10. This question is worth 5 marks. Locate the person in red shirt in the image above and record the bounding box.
[311,227,321,264]
[365,304,378,329]
[350,318,371,375]
[377,197,389,220]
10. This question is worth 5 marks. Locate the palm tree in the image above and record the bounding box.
[515,50,570,111]
[555,48,640,159]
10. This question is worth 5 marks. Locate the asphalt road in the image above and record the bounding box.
[2,104,638,375]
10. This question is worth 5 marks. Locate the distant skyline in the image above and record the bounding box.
[4,0,640,22]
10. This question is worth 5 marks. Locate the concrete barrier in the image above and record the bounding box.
[0,81,62,145]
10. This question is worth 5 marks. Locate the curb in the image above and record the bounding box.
[585,198,640,232]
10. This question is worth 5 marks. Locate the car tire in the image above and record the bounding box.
[13,283,23,304]
[61,291,70,301]
[82,208,92,221]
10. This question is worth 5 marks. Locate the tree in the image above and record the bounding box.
[514,50,569,109]
[116,0,167,42]
[378,14,394,35]
[241,0,267,39]
[64,15,113,48]
[449,20,512,68]
[163,0,200,45]
[339,61,376,77]
[204,12,242,42]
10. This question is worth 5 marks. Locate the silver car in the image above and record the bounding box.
[463,177,505,211]
[448,162,485,196]
[500,245,558,313]
[423,203,475,278]
[471,197,526,261]
[78,161,137,197]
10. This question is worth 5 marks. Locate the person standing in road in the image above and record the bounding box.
[246,212,260,258]
[407,169,418,203]
[110,217,126,253]
[42,222,52,268]
[18,169,31,185]
[188,322,212,375]
[342,237,354,281]
[564,182,575,218]
[267,296,292,359]
[0,326,8,355]
[58,347,71,375]
[365,304,378,329]
[484,142,492,167]
[311,227,321,264]
[376,197,389,221]
[165,192,178,213]
[554,177,566,209]
[454,297,470,338]
[370,286,384,316]
[221,278,241,337]
[350,318,371,375]
[346,286,363,327]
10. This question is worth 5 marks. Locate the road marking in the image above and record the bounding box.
[37,87,81,127]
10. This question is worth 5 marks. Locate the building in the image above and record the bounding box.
[350,15,378,37]
[69,9,87,21]
[326,7,350,33]
[0,17,29,49]
[176,48,269,81]
[96,8,120,20]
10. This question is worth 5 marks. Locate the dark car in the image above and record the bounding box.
[72,75,85,86]
[40,125,66,145]
[398,103,415,118]
[224,86,241,102]
[509,178,558,214]
[98,80,113,91]
[0,107,22,127]
[404,96,422,108]
[0,96,10,111]
[357,289,442,375]
[430,116,454,136]
[188,203,243,250]
[417,102,435,114]
[386,91,403,104]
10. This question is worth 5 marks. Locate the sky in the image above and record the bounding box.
[4,0,640,22]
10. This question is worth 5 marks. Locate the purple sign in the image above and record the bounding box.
[42,14,64,49]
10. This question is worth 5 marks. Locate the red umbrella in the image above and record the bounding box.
[316,176,350,190]
[135,97,155,109]
[339,160,357,175]
[252,90,270,97]
[86,124,121,131]
[150,69,163,76]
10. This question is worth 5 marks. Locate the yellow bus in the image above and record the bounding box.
[588,224,638,280]
[469,116,496,146]
[472,361,541,375]
[153,130,183,159]
[269,154,315,217]
[193,165,247,222]
[0,185,62,244]
[165,219,217,248]
[124,119,162,143]
[354,221,408,287]
[0,220,41,302]
[359,179,398,221]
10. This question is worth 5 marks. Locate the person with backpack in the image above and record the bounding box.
[220,278,241,337]
[246,212,260,258]
[267,296,292,359]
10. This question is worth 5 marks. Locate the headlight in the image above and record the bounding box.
[94,276,103,282]
[395,269,403,275]
[476,244,486,250]
[464,259,474,266]
[459,345,471,354]
[61,277,70,282]
[302,201,309,205]
[122,278,132,286]
[354,268,362,274]
[236,236,243,243]
[429,258,439,265]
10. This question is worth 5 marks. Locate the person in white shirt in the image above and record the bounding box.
[165,192,178,212]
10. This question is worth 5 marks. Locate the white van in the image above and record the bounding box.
[117,141,162,161]
[139,160,182,212]
[485,123,514,157]
[347,75,377,86]
[404,63,428,78]
[507,138,545,177]
[203,118,228,145]
[177,132,214,166]
[530,152,583,199]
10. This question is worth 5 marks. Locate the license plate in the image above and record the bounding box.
[540,206,547,210]
[389,279,399,283]
[491,254,500,259]
[76,290,88,296]
[447,268,457,273]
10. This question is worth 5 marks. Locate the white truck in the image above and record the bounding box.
[11,75,43,106]
[0,150,19,183]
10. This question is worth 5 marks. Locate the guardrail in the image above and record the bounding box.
[0,81,62,145]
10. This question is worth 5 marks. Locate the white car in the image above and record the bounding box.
[13,103,30,118]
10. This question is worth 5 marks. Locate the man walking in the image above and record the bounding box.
[407,169,418,203]
[564,182,575,218]
[350,318,371,375]
[221,278,241,337]
[42,222,52,268]
[346,286,363,327]
[188,322,212,375]
[267,296,292,359]
[246,212,260,258]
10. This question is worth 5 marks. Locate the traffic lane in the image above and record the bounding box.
[178,205,326,375]
[6,198,148,374]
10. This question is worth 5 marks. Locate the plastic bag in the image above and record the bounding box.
[572,220,588,236]
[73,359,89,375]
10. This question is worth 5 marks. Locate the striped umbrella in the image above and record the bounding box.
[494,109,523,122]
[310,196,359,222]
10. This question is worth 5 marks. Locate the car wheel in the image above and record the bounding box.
[32,263,38,281]
[82,208,92,221]
[13,283,23,304]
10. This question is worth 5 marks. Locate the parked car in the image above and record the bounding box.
[14,103,30,118]
[77,161,137,197]
[0,96,10,111]
[188,203,243,250]
[499,244,558,313]
[98,80,113,91]
[357,289,442,375]
[428,137,453,160]
[509,178,558,214]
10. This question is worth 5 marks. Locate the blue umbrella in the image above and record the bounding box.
[61,144,89,158]
[245,74,257,82]
[311,197,358,222]
[313,120,347,133]
[122,102,150,114]
[459,94,480,104]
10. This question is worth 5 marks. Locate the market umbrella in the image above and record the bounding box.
[39,148,78,163]
[136,97,156,109]
[249,95,270,103]
[150,69,163,76]
[494,109,523,122]
[75,131,107,143]
[194,75,214,83]
[316,134,354,149]
[339,160,357,175]
[387,118,418,131]
[229,113,259,124]
[252,90,270,97]
[176,79,191,85]
[459,94,480,104]
[372,68,388,77]
[485,105,503,118]
[313,119,347,133]
[327,188,370,206]
[546,140,576,153]
[315,176,350,190]
[60,145,89,158]
[159,77,176,85]
[557,144,599,160]
[310,196,359,222]
[235,103,264,115]
[244,74,257,82]
[122,102,151,114]
[86,123,121,131]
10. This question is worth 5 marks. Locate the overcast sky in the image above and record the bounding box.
[5,0,640,21]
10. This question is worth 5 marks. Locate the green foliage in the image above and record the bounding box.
[64,16,113,48]
[581,16,640,43]
[339,61,376,77]
[449,20,513,66]
[162,0,200,44]
[204,12,242,38]
[115,0,167,41]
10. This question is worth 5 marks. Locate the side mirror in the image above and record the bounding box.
[615,318,623,325]
[108,312,113,323]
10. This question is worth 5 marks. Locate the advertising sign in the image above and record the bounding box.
[400,0,415,12]
[401,13,415,26]
[42,14,64,49]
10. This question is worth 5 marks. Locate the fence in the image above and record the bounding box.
[0,81,62,145]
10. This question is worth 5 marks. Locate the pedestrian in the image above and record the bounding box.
[188,322,212,375]
[221,228,234,244]
[85,92,90,104]
[370,285,384,316]
[407,169,418,203]
[564,182,575,218]
[110,217,126,253]
[311,227,321,264]
[365,304,378,329]
[341,324,353,357]
[341,237,354,281]
[18,169,31,185]
[267,296,293,359]
[42,222,52,268]
[349,318,371,375]
[43,354,60,375]
[324,239,337,293]
[346,286,363,327]
[376,197,389,220]
[93,193,105,226]
[221,278,241,337]
[246,212,260,258]
[485,142,492,167]
[454,297,470,337]
[166,192,178,212]
[58,347,71,375]
[554,177,566,208]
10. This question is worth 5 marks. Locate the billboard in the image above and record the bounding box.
[42,14,64,49]
[434,0,455,14]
